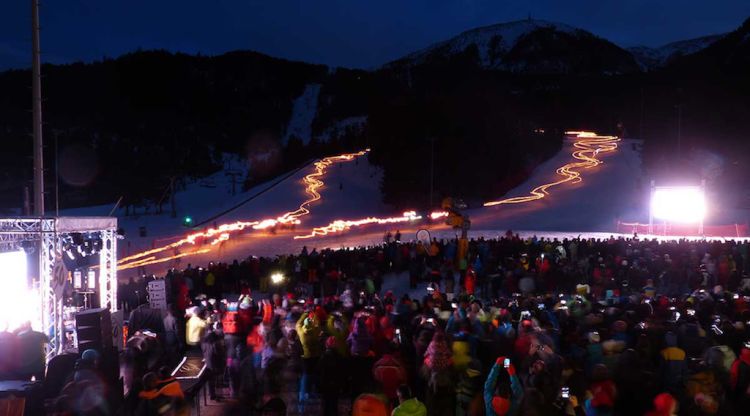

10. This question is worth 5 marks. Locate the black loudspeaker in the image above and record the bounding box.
[76,307,113,352]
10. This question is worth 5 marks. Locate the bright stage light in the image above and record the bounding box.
[270,273,285,285]
[0,250,37,332]
[651,186,706,223]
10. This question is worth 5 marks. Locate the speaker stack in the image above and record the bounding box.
[75,307,113,352]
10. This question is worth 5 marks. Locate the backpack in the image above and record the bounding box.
[222,311,240,335]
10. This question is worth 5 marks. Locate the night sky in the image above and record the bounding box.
[1,0,749,70]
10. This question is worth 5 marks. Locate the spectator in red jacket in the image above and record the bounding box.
[645,392,678,416]
[730,343,750,412]
[373,346,408,403]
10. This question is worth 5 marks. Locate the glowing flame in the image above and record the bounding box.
[430,211,449,220]
[294,211,422,239]
[483,131,619,207]
[118,249,212,271]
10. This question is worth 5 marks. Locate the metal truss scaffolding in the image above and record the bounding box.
[0,217,117,361]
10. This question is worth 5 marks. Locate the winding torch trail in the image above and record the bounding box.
[293,131,618,239]
[483,131,619,207]
[117,149,369,269]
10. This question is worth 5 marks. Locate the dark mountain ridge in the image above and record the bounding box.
[1,17,749,212]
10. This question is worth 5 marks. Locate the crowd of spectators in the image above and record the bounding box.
[118,232,750,415]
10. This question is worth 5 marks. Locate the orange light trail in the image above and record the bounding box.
[483,131,619,207]
[430,211,449,220]
[117,149,370,270]
[294,211,423,239]
[118,249,212,271]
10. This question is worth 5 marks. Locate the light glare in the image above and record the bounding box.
[651,187,705,223]
[270,273,285,284]
[0,251,36,332]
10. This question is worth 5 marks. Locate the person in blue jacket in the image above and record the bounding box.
[484,356,524,416]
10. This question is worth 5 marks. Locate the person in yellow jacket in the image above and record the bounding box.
[452,338,472,372]
[296,312,322,408]
[392,385,427,416]
[185,308,207,348]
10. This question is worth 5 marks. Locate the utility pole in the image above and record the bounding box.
[54,130,59,216]
[676,103,682,158]
[429,137,435,208]
[225,170,242,196]
[170,177,177,218]
[32,0,45,216]
[639,87,645,140]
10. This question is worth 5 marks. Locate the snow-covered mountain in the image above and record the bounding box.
[628,34,725,70]
[387,19,640,74]
[283,84,321,145]
[397,19,577,67]
[673,17,750,74]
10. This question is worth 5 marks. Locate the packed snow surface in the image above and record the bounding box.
[283,84,321,145]
[61,135,749,277]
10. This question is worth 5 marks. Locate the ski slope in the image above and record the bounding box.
[114,134,643,274]
[472,137,646,231]
[62,132,748,277]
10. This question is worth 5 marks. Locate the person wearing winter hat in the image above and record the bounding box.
[422,331,455,416]
[373,345,408,403]
[483,356,523,416]
[585,364,616,416]
[349,316,374,358]
[296,312,322,407]
[455,358,483,416]
[325,313,350,357]
[659,331,687,394]
[730,342,750,411]
[349,316,375,399]
[319,336,347,416]
[644,392,678,416]
[352,393,389,416]
[423,331,452,372]
[585,332,604,377]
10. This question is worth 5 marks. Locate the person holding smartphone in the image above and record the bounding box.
[484,356,523,416]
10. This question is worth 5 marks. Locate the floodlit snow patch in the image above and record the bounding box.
[283,84,321,145]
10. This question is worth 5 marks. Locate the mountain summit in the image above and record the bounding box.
[628,34,725,70]
[388,19,640,74]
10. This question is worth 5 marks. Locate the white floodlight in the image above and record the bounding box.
[0,250,36,332]
[651,186,705,223]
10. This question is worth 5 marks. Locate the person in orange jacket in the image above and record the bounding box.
[352,393,389,416]
[155,366,185,400]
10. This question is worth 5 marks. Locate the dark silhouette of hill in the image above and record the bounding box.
[2,17,750,213]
